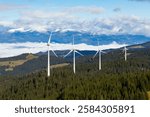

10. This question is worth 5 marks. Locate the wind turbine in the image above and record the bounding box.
[47,32,58,77]
[123,46,128,61]
[93,40,105,70]
[122,35,130,61]
[64,35,83,74]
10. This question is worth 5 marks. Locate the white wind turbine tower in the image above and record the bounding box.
[47,32,58,77]
[64,35,84,74]
[123,35,130,61]
[93,39,105,70]
[123,46,128,61]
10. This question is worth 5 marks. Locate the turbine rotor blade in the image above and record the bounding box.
[75,51,84,56]
[73,35,74,45]
[124,46,128,50]
[64,50,73,58]
[93,51,99,58]
[51,50,58,57]
[97,38,99,46]
[101,50,106,54]
[48,32,52,44]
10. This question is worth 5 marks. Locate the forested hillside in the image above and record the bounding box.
[0,44,150,99]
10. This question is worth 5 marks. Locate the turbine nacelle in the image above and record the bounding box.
[63,49,84,58]
[93,49,106,59]
[123,47,128,51]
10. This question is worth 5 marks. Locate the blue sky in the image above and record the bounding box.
[0,0,150,20]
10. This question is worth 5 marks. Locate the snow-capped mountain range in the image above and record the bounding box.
[0,27,150,45]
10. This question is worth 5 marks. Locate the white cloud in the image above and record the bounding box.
[0,21,13,27]
[85,16,150,36]
[8,27,30,33]
[0,42,126,58]
[20,6,104,20]
[64,6,104,14]
[0,3,28,11]
[21,10,74,20]
[4,15,150,36]
[7,6,104,32]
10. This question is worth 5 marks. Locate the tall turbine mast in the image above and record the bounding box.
[47,32,58,77]
[73,36,76,74]
[64,35,83,74]
[123,46,128,61]
[93,39,105,70]
[123,35,129,61]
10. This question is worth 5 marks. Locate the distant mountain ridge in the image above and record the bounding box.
[0,30,150,45]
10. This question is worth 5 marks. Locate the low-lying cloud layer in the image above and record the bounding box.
[0,42,126,58]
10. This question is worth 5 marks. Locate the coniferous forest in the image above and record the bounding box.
[0,46,150,100]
